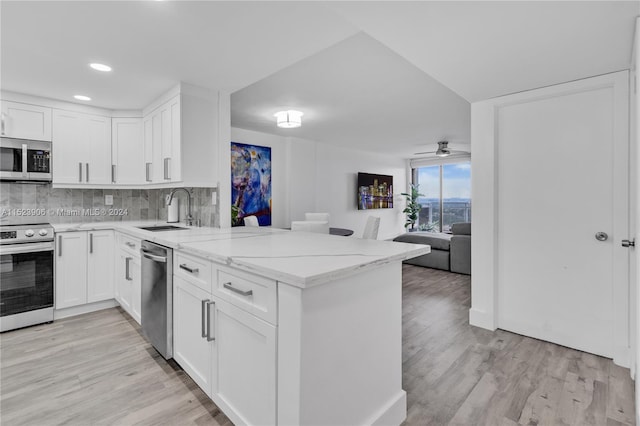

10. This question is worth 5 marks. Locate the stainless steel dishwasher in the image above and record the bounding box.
[140,241,173,359]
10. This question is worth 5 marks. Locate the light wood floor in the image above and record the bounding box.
[0,266,635,425]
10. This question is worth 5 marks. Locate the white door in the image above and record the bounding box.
[84,114,111,184]
[496,72,629,360]
[117,251,134,314]
[173,276,214,396]
[52,110,86,184]
[130,256,142,324]
[55,232,88,309]
[87,231,114,303]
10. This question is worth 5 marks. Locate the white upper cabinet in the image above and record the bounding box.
[112,118,144,184]
[52,109,111,185]
[1,100,52,141]
[143,94,181,183]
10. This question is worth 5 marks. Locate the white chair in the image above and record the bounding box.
[362,216,380,240]
[243,215,259,227]
[304,212,330,222]
[291,220,330,234]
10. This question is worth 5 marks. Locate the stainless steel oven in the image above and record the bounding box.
[0,137,52,182]
[0,224,54,332]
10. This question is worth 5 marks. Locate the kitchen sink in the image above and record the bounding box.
[138,225,187,232]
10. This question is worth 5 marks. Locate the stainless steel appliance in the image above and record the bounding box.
[140,240,173,359]
[0,223,54,332]
[0,137,52,182]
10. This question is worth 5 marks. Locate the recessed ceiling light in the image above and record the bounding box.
[89,63,112,72]
[74,95,91,101]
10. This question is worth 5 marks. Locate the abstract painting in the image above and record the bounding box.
[231,142,272,227]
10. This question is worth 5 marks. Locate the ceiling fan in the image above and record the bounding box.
[413,141,469,157]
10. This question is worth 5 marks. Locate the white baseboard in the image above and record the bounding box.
[54,299,118,320]
[368,390,407,426]
[469,308,497,331]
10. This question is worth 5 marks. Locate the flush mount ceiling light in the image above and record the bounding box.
[274,110,303,129]
[89,63,112,72]
[74,95,91,101]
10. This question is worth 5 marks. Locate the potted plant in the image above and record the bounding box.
[401,184,423,231]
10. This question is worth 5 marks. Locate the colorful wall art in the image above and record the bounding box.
[231,142,272,226]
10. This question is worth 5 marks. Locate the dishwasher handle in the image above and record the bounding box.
[141,249,167,263]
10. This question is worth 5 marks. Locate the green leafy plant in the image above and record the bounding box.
[401,184,423,230]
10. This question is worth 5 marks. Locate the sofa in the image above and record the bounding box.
[393,222,471,275]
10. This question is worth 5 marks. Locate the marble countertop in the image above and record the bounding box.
[53,221,430,288]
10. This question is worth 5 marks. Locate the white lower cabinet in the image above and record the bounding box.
[173,276,214,396]
[212,298,277,426]
[115,234,142,324]
[55,230,114,309]
[172,254,277,425]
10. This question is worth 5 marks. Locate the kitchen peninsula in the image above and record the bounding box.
[53,222,430,425]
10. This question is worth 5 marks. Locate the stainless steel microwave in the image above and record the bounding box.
[0,137,52,182]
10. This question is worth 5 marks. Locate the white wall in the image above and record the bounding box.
[230,127,407,239]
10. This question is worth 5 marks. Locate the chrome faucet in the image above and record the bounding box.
[168,188,194,226]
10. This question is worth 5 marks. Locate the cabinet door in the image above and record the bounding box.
[174,276,213,396]
[160,96,181,182]
[212,298,276,426]
[112,118,143,184]
[116,251,133,315]
[52,110,86,184]
[85,114,111,184]
[55,232,88,309]
[87,230,114,303]
[130,256,142,324]
[142,116,153,183]
[1,100,52,141]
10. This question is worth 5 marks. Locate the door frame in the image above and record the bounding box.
[470,70,631,367]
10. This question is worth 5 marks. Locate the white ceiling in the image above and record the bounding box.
[1,1,637,158]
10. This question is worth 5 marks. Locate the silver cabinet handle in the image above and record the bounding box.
[125,241,136,249]
[21,144,28,177]
[125,257,132,280]
[179,264,198,274]
[206,301,215,342]
[201,299,210,338]
[111,165,116,183]
[78,162,83,182]
[223,282,253,297]
[1,112,6,135]
[622,239,636,248]
[85,163,89,183]
[57,235,62,256]
[145,162,151,182]
[89,233,93,254]
[164,157,170,180]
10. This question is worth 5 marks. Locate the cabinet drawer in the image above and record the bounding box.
[118,233,141,256]
[175,252,212,293]
[214,267,276,325]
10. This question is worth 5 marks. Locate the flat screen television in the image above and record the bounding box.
[357,172,393,210]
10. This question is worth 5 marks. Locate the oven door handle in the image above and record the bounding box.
[0,242,55,255]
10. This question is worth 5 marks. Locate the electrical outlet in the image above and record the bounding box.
[212,191,217,205]
[105,195,114,206]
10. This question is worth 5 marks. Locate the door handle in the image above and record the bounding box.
[78,162,83,182]
[164,158,170,180]
[146,162,151,182]
[111,165,116,183]
[89,233,93,254]
[201,299,210,338]
[85,163,89,182]
[125,257,132,281]
[21,144,27,177]
[57,235,62,257]
[1,112,6,135]
[141,250,167,263]
[206,301,215,342]
[622,239,636,248]
[595,232,608,242]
